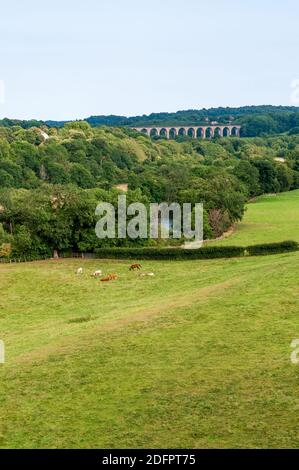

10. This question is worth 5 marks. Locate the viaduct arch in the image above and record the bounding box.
[132,125,241,139]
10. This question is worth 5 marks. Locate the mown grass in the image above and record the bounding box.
[1,254,299,448]
[211,189,299,246]
[1,190,299,448]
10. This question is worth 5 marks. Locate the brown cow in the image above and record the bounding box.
[100,273,118,282]
[129,263,142,271]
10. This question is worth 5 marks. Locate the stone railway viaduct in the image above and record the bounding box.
[132,125,241,139]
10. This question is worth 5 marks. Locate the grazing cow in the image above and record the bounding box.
[91,270,102,278]
[129,263,142,271]
[77,267,83,275]
[100,273,118,282]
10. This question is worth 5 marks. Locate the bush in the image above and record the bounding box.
[94,245,245,260]
[95,241,299,260]
[246,240,298,256]
[6,241,299,262]
[0,243,11,258]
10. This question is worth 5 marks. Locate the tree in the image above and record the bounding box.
[253,159,280,193]
[69,164,94,188]
[12,225,33,257]
[0,169,14,187]
[276,164,293,192]
[46,162,70,184]
[234,160,261,196]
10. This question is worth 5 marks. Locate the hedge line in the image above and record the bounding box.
[246,240,298,256]
[0,253,50,263]
[94,246,244,260]
[94,240,299,260]
[1,240,297,263]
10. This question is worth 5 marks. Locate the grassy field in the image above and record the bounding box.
[1,191,299,448]
[211,189,299,246]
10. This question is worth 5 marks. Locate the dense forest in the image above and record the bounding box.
[2,105,299,137]
[82,106,299,137]
[45,105,299,137]
[1,120,299,259]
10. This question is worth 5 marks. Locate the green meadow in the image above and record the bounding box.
[1,191,299,448]
[211,189,299,246]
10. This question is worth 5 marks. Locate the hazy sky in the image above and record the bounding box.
[0,0,298,120]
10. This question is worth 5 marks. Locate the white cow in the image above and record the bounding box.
[91,270,102,278]
[77,267,83,275]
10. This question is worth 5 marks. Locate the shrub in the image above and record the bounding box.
[0,243,11,258]
[94,245,245,260]
[246,240,298,256]
[95,241,298,260]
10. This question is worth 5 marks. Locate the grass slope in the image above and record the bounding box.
[1,256,299,448]
[1,191,299,448]
[213,189,299,246]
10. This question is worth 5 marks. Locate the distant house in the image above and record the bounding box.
[31,127,50,144]
[40,130,49,141]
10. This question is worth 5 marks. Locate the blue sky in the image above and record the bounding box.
[0,0,298,120]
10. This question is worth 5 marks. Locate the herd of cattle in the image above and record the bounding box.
[76,264,155,282]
